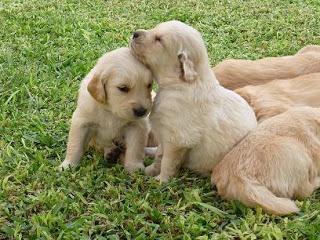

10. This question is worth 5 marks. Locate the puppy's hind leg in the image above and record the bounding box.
[59,121,92,170]
[312,177,320,190]
[295,182,317,199]
[295,166,319,199]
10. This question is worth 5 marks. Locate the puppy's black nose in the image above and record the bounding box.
[132,31,140,39]
[133,107,147,117]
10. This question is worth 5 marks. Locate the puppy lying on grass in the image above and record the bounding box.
[214,45,320,90]
[236,72,320,122]
[212,107,320,216]
[60,48,153,172]
[130,20,257,182]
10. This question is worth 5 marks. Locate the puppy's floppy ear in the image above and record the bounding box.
[87,74,107,104]
[178,51,198,83]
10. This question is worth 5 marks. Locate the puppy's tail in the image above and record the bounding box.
[236,179,299,216]
[213,173,300,216]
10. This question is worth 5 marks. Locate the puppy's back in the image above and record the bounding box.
[296,45,320,54]
[235,72,320,121]
[214,45,320,90]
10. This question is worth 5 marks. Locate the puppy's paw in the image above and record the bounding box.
[155,174,169,183]
[145,163,160,176]
[124,161,145,173]
[58,160,75,171]
[154,174,161,181]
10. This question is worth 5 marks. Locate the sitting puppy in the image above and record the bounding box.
[130,21,257,182]
[59,48,153,172]
[236,72,320,122]
[214,45,320,90]
[212,107,320,216]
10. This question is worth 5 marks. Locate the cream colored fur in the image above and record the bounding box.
[130,20,257,182]
[235,72,320,122]
[214,45,320,90]
[59,48,153,172]
[212,107,320,216]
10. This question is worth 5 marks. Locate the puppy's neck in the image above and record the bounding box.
[155,64,219,89]
[155,76,180,88]
[199,65,220,84]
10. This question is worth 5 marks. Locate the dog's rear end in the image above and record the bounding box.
[212,107,320,215]
[235,72,320,122]
[213,139,305,215]
[214,45,320,90]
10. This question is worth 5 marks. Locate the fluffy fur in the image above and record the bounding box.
[60,48,153,172]
[213,45,320,90]
[212,107,320,216]
[130,20,257,182]
[235,72,320,122]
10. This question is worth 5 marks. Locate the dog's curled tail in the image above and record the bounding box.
[236,179,300,216]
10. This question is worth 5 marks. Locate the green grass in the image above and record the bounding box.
[1,0,320,239]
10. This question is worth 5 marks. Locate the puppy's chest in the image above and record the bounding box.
[150,93,206,145]
[92,118,127,149]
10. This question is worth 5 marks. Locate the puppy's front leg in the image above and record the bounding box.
[59,121,92,170]
[123,122,148,172]
[157,143,187,183]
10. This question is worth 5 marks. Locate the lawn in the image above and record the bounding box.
[1,0,320,239]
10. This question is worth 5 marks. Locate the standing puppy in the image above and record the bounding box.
[212,107,320,216]
[214,45,320,90]
[60,48,153,172]
[130,21,257,182]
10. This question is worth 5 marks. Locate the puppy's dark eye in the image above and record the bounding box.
[147,83,152,89]
[155,36,161,42]
[117,86,130,93]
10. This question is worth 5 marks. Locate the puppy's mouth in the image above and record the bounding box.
[133,109,150,119]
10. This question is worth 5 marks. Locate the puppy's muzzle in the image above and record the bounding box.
[131,30,146,40]
[133,107,147,117]
[132,31,140,39]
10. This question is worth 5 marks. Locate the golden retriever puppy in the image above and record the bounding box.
[59,47,153,172]
[130,21,257,182]
[236,72,320,122]
[214,45,320,90]
[212,107,320,216]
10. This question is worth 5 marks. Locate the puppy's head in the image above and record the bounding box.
[130,20,210,84]
[87,48,153,121]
